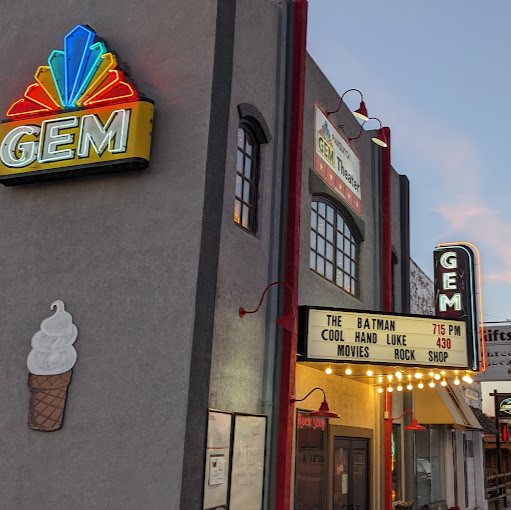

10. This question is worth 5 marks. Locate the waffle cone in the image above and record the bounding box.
[28,370,72,431]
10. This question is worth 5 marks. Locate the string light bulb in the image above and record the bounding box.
[428,372,434,377]
[395,371,402,379]
[345,367,352,375]
[454,377,461,386]
[407,383,413,391]
[325,367,333,375]
[429,380,435,388]
[366,369,373,377]
[418,382,424,389]
[434,373,441,381]
[462,373,473,384]
[378,376,383,384]
[387,386,394,392]
[387,374,393,382]
[397,384,403,392]
[441,379,447,387]
[415,372,423,379]
[377,387,384,394]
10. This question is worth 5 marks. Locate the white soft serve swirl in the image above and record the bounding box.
[27,300,78,375]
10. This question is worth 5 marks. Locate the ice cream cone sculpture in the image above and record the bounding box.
[27,300,78,431]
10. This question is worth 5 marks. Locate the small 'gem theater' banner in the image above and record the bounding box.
[313,102,362,216]
[0,24,153,185]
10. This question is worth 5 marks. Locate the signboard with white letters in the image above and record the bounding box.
[300,307,470,369]
[476,324,511,381]
[434,244,481,371]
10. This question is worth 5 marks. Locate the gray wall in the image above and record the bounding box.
[0,1,217,508]
[300,55,381,311]
[209,0,281,415]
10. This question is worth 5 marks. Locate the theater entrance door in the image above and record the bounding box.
[332,437,370,510]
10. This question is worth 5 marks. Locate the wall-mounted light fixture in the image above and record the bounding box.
[389,409,426,431]
[326,88,369,121]
[291,387,340,419]
[348,117,388,148]
[239,281,297,334]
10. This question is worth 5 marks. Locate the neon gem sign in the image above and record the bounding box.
[0,24,153,185]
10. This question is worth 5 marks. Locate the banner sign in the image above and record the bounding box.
[299,306,470,369]
[0,24,153,185]
[434,244,482,371]
[314,102,362,216]
[476,325,511,381]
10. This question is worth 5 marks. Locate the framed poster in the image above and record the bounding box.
[228,413,267,510]
[203,410,233,510]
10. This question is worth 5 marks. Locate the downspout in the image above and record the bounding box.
[382,127,393,510]
[275,0,307,508]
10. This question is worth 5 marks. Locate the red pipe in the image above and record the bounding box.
[381,127,393,510]
[275,1,308,508]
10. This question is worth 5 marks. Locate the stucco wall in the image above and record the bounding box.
[0,1,217,508]
[209,0,281,415]
[300,55,380,311]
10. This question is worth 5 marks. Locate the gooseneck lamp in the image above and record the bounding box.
[389,409,426,431]
[291,387,340,419]
[326,88,369,121]
[348,117,388,148]
[239,281,297,334]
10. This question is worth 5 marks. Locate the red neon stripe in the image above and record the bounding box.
[83,69,137,107]
[6,96,52,118]
[24,83,59,111]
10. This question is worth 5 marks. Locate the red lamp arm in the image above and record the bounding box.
[239,281,294,317]
[326,88,363,117]
[389,409,416,422]
[291,387,326,403]
[348,117,383,143]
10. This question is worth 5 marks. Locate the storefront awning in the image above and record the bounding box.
[414,383,481,430]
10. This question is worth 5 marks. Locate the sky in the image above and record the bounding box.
[307,1,511,325]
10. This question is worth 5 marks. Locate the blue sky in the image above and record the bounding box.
[307,2,511,324]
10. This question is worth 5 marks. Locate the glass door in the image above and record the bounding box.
[333,437,369,510]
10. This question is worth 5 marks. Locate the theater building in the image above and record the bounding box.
[0,1,484,509]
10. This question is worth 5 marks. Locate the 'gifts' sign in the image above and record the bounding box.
[434,243,484,371]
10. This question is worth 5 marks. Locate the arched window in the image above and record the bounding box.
[234,122,259,232]
[310,198,359,296]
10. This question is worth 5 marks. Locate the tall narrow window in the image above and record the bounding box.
[234,123,259,233]
[310,198,359,296]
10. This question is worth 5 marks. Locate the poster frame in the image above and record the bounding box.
[227,412,268,510]
[203,409,234,510]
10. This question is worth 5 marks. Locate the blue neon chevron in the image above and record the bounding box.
[64,25,96,107]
